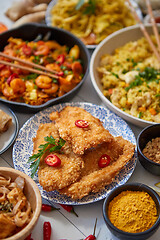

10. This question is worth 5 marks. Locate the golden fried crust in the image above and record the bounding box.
[33,123,59,154]
[38,152,83,191]
[60,137,135,199]
[33,122,71,155]
[50,106,113,155]
[33,122,83,191]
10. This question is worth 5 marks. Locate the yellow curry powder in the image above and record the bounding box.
[108,190,158,233]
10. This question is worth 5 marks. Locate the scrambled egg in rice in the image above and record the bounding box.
[97,36,160,123]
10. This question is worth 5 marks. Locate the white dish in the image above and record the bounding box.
[45,0,143,49]
[13,102,137,205]
[90,24,160,128]
[0,103,19,154]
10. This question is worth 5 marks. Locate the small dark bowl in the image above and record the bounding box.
[103,183,160,240]
[137,124,160,176]
[0,23,90,112]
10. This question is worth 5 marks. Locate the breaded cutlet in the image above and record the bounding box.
[60,136,135,199]
[33,122,84,191]
[49,106,113,155]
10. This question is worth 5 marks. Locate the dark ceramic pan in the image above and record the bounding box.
[0,23,90,112]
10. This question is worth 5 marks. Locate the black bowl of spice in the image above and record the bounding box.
[103,183,160,240]
[137,124,160,176]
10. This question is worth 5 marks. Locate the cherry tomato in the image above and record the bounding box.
[56,54,65,65]
[84,235,96,240]
[22,44,32,56]
[43,222,51,240]
[6,73,19,85]
[75,120,89,128]
[98,154,111,168]
[45,154,61,167]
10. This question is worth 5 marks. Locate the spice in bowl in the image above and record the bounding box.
[142,137,160,164]
[108,190,158,233]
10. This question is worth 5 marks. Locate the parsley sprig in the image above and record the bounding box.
[28,136,66,178]
[125,67,160,91]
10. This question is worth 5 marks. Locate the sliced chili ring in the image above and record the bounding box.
[45,154,61,167]
[75,120,89,128]
[98,154,111,168]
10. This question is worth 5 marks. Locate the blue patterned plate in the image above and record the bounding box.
[13,102,137,205]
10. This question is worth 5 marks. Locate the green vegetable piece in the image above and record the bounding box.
[27,136,66,178]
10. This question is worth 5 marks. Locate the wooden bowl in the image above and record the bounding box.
[0,167,42,240]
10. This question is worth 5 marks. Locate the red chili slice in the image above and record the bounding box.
[6,73,19,85]
[98,154,111,168]
[56,54,65,65]
[75,120,89,128]
[22,44,32,56]
[45,154,61,167]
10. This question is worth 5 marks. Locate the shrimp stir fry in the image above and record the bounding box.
[0,37,84,105]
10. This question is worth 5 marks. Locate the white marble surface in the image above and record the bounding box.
[0,1,160,239]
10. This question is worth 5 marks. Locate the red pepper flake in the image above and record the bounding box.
[60,204,78,217]
[42,203,59,212]
[43,221,51,240]
[75,120,89,128]
[98,154,111,168]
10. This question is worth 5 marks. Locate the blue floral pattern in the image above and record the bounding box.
[13,102,137,205]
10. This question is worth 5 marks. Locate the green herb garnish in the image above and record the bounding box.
[28,136,66,178]
[76,0,96,15]
[125,67,160,91]
[111,72,119,78]
[24,73,39,80]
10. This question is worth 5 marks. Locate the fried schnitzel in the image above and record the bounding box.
[49,106,113,155]
[60,136,135,199]
[33,122,84,191]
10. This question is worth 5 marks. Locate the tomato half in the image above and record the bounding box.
[45,154,61,167]
[75,120,89,128]
[98,154,111,168]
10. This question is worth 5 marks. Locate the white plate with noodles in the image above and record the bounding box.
[45,0,143,49]
[13,102,137,205]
